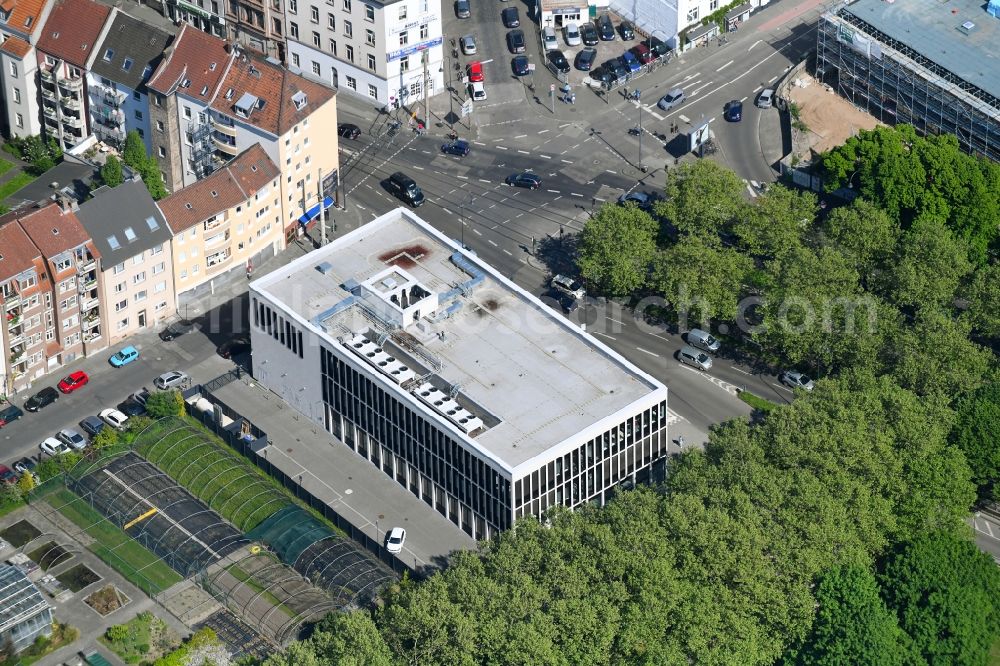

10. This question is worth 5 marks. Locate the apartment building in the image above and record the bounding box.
[147,26,339,236]
[0,0,55,139]
[226,0,286,62]
[0,201,103,394]
[158,144,282,303]
[35,0,113,151]
[76,180,176,345]
[284,0,443,105]
[163,0,227,39]
[87,12,172,152]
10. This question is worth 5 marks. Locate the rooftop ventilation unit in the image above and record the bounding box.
[316,261,333,275]
[957,20,977,34]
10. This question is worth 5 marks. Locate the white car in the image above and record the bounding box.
[564,22,582,46]
[100,408,130,430]
[386,527,406,553]
[57,428,87,450]
[154,370,190,390]
[460,34,477,55]
[469,81,487,101]
[756,88,774,108]
[542,26,558,50]
[780,371,815,391]
[551,274,585,300]
[40,437,70,456]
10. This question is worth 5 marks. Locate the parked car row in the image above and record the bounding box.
[588,35,673,85]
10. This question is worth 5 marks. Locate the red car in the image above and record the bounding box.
[0,465,16,485]
[466,61,484,83]
[631,43,655,65]
[57,370,89,393]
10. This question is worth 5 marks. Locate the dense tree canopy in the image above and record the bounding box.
[656,160,747,241]
[951,382,1000,500]
[650,237,752,322]
[576,204,657,297]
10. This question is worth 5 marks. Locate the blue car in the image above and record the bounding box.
[109,345,139,367]
[619,50,641,73]
[724,99,743,122]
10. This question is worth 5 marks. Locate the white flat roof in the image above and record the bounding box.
[252,209,666,472]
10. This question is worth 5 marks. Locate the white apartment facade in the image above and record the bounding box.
[285,0,443,106]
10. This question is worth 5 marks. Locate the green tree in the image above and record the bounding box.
[964,262,1000,339]
[17,470,35,494]
[650,237,753,323]
[788,565,910,666]
[732,184,816,260]
[951,382,1000,500]
[145,390,185,418]
[656,160,747,242]
[138,156,168,200]
[886,215,973,311]
[880,531,1000,666]
[122,130,147,169]
[577,204,658,297]
[890,308,992,398]
[306,611,395,666]
[822,199,899,289]
[101,155,124,187]
[90,427,120,449]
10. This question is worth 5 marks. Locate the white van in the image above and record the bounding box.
[542,26,558,50]
[687,328,721,353]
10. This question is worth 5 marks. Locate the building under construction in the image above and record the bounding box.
[816,0,1000,162]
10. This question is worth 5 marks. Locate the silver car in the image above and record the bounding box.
[57,428,87,450]
[780,371,815,391]
[154,370,190,390]
[460,34,477,55]
[756,88,774,108]
[678,345,713,371]
[657,88,685,111]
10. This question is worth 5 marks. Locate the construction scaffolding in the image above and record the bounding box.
[815,7,1000,162]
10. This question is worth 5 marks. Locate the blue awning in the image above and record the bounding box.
[299,196,334,224]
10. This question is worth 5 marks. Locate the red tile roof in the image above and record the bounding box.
[0,216,42,284]
[211,53,335,136]
[0,36,32,58]
[0,0,48,40]
[158,144,280,233]
[17,202,93,258]
[146,23,232,99]
[36,0,111,68]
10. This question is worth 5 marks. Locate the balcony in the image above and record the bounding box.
[84,329,102,344]
[60,96,82,111]
[102,90,127,107]
[97,107,124,125]
[8,330,25,346]
[58,76,84,93]
[40,85,57,101]
[42,104,58,119]
[203,215,230,232]
[81,297,100,312]
[211,116,238,136]
[83,314,101,330]
[205,250,233,273]
[212,134,240,156]
[77,258,96,274]
[205,230,231,247]
[5,298,21,313]
[62,116,84,130]
[40,67,54,81]
[7,312,21,329]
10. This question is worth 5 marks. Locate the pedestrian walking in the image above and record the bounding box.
[677,435,685,447]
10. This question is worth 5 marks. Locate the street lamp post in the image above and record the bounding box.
[636,89,644,171]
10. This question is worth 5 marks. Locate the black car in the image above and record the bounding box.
[80,415,105,437]
[589,66,612,85]
[455,0,470,17]
[724,100,743,122]
[619,20,635,40]
[597,14,616,40]
[512,55,530,76]
[24,387,58,412]
[501,6,519,28]
[506,172,542,189]
[337,123,361,140]
[603,58,628,79]
[217,335,251,359]
[159,319,196,341]
[580,22,599,46]
[507,29,526,54]
[547,50,570,74]
[575,47,597,71]
[117,397,147,417]
[441,139,471,156]
[0,403,23,427]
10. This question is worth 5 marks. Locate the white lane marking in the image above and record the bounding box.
[570,192,583,197]
[539,154,552,159]
[479,178,491,183]
[442,207,453,215]
[553,195,562,201]
[637,347,659,357]
[749,39,761,51]
[538,129,550,134]
[413,165,425,170]
[561,158,573,163]
[716,59,734,72]
[607,317,625,325]
[515,134,528,138]
[355,204,366,210]
[473,141,486,145]
[503,249,513,256]
[497,146,509,150]
[473,228,483,236]
[488,239,498,246]
[768,75,779,83]
[517,149,530,154]
[746,184,758,198]
[559,122,574,128]
[690,81,714,96]
[606,169,616,174]
[547,189,560,193]
[731,367,750,375]
[594,332,617,341]
[739,96,748,102]
[648,109,664,120]
[457,175,469,179]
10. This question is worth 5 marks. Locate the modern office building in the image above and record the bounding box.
[76,179,176,344]
[35,0,113,151]
[284,0,443,107]
[0,200,103,394]
[816,0,1000,162]
[0,0,55,139]
[87,11,173,152]
[0,564,53,654]
[249,209,670,540]
[158,144,282,302]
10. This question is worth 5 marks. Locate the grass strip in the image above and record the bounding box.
[0,171,36,200]
[0,158,14,177]
[45,487,182,594]
[738,390,780,414]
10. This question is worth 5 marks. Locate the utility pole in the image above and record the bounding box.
[444,45,454,132]
[636,89,645,172]
[423,50,430,129]
[549,84,555,114]
[317,169,326,245]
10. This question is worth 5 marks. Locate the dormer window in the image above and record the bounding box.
[122,58,133,72]
[209,61,217,71]
[201,85,208,95]
[103,48,114,61]
[291,90,307,110]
